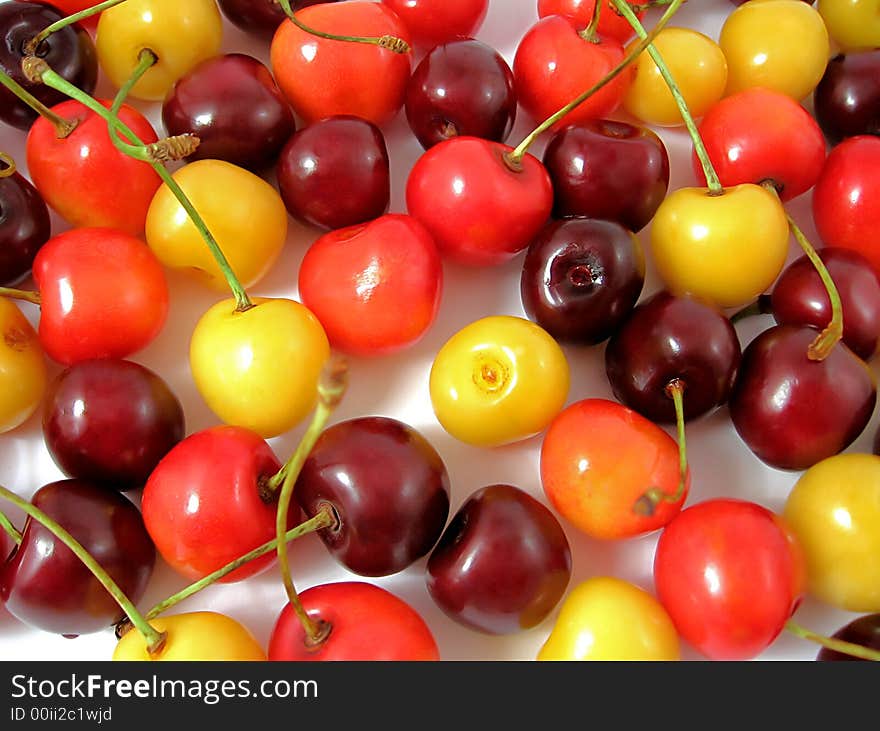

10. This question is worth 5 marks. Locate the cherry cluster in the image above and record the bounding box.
[0,0,879,662]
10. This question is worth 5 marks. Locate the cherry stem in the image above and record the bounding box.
[761,183,843,361]
[275,0,410,54]
[0,286,41,305]
[785,619,880,662]
[507,0,683,167]
[26,0,126,55]
[730,294,773,325]
[31,54,253,313]
[611,0,723,195]
[140,506,336,624]
[0,483,166,655]
[274,356,349,647]
[0,509,21,546]
[0,152,15,178]
[633,378,688,517]
[0,68,77,138]
[580,0,603,42]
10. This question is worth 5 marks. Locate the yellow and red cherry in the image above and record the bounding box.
[381,0,488,49]
[268,582,439,661]
[817,0,880,52]
[0,297,46,434]
[189,297,330,439]
[298,214,442,357]
[0,157,51,286]
[95,0,223,102]
[537,0,646,44]
[145,159,288,291]
[814,49,880,145]
[540,398,688,541]
[719,0,830,101]
[694,87,826,201]
[429,315,570,448]
[25,99,161,237]
[270,1,412,127]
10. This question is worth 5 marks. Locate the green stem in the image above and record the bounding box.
[274,356,348,648]
[26,0,127,55]
[142,507,335,623]
[276,0,410,54]
[506,0,684,167]
[579,0,603,42]
[0,483,166,654]
[785,619,880,661]
[0,152,15,178]
[0,510,21,546]
[610,0,723,195]
[0,286,41,306]
[0,68,77,138]
[633,378,688,516]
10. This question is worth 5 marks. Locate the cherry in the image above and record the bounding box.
[0,1,97,131]
[605,291,741,424]
[161,53,295,171]
[769,248,880,362]
[537,0,646,44]
[426,483,572,635]
[276,115,390,231]
[729,324,876,471]
[380,0,489,49]
[0,156,50,287]
[217,0,339,37]
[520,217,645,345]
[814,50,880,146]
[405,38,516,150]
[42,359,185,492]
[294,416,450,577]
[816,614,880,661]
[0,478,155,637]
[542,119,670,231]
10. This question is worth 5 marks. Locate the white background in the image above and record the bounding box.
[0,0,873,662]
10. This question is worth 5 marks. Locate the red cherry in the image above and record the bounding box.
[654,498,806,661]
[537,0,646,43]
[298,214,443,356]
[25,99,161,237]
[381,0,488,49]
[405,136,553,266]
[31,227,169,366]
[268,581,440,660]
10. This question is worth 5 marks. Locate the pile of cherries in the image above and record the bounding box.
[1,0,880,662]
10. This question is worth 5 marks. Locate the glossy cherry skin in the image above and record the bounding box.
[770,248,880,361]
[426,483,572,635]
[520,217,645,345]
[542,119,670,231]
[26,99,161,237]
[695,87,827,201]
[605,291,742,424]
[268,582,440,661]
[816,614,880,661]
[729,324,877,471]
[654,498,806,661]
[537,0,646,44]
[42,359,185,491]
[217,0,339,37]
[0,166,51,286]
[141,425,292,583]
[276,115,390,231]
[162,53,295,171]
[405,39,516,150]
[814,49,880,145]
[0,479,155,637]
[0,1,98,131]
[294,416,450,577]
[31,227,169,366]
[406,136,553,266]
[813,136,880,279]
[381,0,488,49]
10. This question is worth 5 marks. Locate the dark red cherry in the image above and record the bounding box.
[605,291,742,424]
[0,1,98,131]
[216,0,339,37]
[729,324,876,471]
[276,115,390,231]
[294,416,450,577]
[770,248,880,362]
[405,38,516,150]
[816,614,880,661]
[520,217,645,345]
[426,483,571,635]
[0,161,51,286]
[814,50,880,146]
[162,53,295,171]
[542,119,669,232]
[0,479,155,636]
[42,359,185,491]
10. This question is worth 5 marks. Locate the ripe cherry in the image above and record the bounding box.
[217,0,340,37]
[537,0,645,43]
[816,615,880,661]
[814,50,880,145]
[0,155,50,287]
[380,0,488,49]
